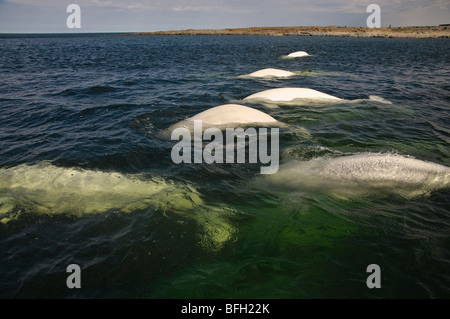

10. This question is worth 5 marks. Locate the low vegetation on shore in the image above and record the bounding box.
[130,25,450,38]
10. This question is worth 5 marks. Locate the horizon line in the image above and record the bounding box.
[1,24,449,35]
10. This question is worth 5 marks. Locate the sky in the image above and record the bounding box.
[0,0,449,33]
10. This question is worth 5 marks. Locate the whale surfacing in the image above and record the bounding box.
[160,104,282,142]
[254,153,450,199]
[287,51,309,58]
[189,104,278,125]
[165,104,279,134]
[247,68,296,78]
[243,88,342,105]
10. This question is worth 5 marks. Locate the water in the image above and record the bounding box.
[0,34,449,298]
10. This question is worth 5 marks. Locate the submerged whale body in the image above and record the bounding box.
[0,162,235,249]
[287,51,309,58]
[247,68,296,78]
[0,162,200,216]
[254,153,450,199]
[243,88,342,104]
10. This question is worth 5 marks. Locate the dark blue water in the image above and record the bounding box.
[0,34,449,298]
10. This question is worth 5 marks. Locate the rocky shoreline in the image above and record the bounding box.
[130,26,450,38]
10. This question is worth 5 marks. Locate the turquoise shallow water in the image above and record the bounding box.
[0,34,449,298]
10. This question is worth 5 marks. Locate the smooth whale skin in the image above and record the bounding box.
[188,104,278,125]
[254,153,450,199]
[287,51,309,57]
[0,162,235,249]
[161,104,281,141]
[247,68,296,78]
[243,88,342,103]
[166,104,280,134]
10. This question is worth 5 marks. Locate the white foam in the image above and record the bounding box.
[254,153,450,199]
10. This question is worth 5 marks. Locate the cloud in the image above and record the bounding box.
[1,0,448,32]
[4,0,448,16]
[4,0,224,11]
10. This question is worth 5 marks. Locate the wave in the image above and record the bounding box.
[54,85,118,97]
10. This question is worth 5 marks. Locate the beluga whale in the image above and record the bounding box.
[0,162,236,250]
[245,68,296,78]
[243,87,343,106]
[164,104,280,136]
[286,51,309,58]
[187,104,278,126]
[164,104,283,175]
[253,152,450,199]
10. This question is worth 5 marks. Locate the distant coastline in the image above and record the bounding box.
[130,25,450,38]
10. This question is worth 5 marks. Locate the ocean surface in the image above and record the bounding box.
[0,33,449,298]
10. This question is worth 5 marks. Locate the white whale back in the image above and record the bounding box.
[160,104,280,141]
[287,51,309,57]
[188,104,278,125]
[255,153,450,199]
[168,104,279,131]
[247,68,296,78]
[244,88,342,103]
